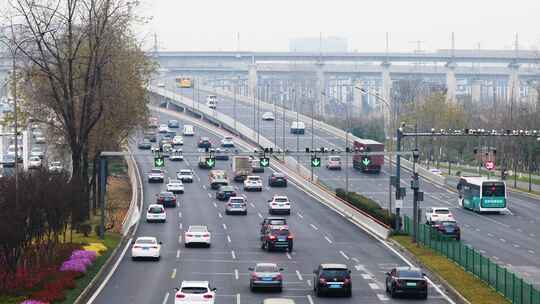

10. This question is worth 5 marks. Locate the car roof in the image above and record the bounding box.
[268,224,289,230]
[263,299,295,304]
[265,216,286,220]
[180,280,209,288]
[148,204,164,208]
[273,195,288,199]
[320,263,348,270]
[396,266,421,272]
[188,225,208,231]
[179,169,192,173]
[255,262,278,268]
[136,236,157,242]
[160,191,174,195]
[168,179,182,183]
[433,207,450,211]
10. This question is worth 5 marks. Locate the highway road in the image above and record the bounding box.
[92,109,452,303]
[159,78,540,288]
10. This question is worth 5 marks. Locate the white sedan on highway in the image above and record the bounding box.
[425,207,455,224]
[174,281,216,304]
[172,135,184,146]
[28,156,42,169]
[131,237,161,261]
[262,112,275,121]
[244,175,263,191]
[268,195,291,215]
[167,179,184,194]
[184,225,211,247]
[146,204,166,223]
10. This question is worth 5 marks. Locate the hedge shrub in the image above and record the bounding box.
[335,188,398,229]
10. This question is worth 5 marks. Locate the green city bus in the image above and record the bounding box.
[457,176,508,213]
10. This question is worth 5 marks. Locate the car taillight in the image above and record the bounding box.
[203,294,213,299]
[419,280,427,287]
[172,197,176,202]
[175,294,185,298]
[202,233,209,237]
[287,235,294,239]
[186,234,193,237]
[272,203,277,206]
[344,278,351,284]
[271,177,276,180]
[432,214,438,217]
[396,279,404,286]
[319,278,327,284]
[151,246,158,249]
[285,202,290,205]
[269,235,276,240]
[275,274,283,280]
[227,203,232,207]
[133,246,141,249]
[448,214,453,217]
[251,273,259,280]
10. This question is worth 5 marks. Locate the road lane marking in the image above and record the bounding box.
[162,292,169,304]
[529,250,535,254]
[203,185,207,190]
[286,252,292,260]
[231,250,236,259]
[310,224,318,230]
[223,223,228,230]
[296,270,303,281]
[178,235,182,244]
[208,193,212,198]
[176,249,180,259]
[178,211,182,218]
[513,244,520,248]
[226,235,232,243]
[250,202,255,208]
[369,282,380,290]
[352,257,359,263]
[307,295,314,304]
[213,202,218,208]
[235,269,239,280]
[171,268,177,279]
[377,294,389,301]
[257,212,263,219]
[179,223,183,230]
[361,274,371,279]
[236,293,241,304]
[339,250,349,260]
[324,236,332,244]
[218,212,223,218]
[487,233,494,237]
[306,280,312,287]
[297,212,304,219]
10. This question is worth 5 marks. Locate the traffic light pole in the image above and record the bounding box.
[395,128,402,232]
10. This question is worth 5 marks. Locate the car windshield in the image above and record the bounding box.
[136,239,156,245]
[230,198,244,204]
[160,192,174,197]
[148,207,164,213]
[180,170,192,174]
[151,169,162,173]
[397,270,423,278]
[434,209,450,214]
[256,265,278,272]
[248,177,260,181]
[329,156,340,161]
[30,157,40,161]
[482,183,505,197]
[321,269,349,277]
[181,287,208,294]
[439,221,457,227]
[274,197,288,202]
[267,219,286,225]
[189,227,208,232]
[221,186,234,191]
[270,229,289,236]
[273,173,285,178]
[169,180,181,184]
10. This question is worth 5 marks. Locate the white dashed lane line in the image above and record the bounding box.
[178,235,182,244]
[218,212,223,218]
[162,292,169,304]
[339,250,349,260]
[222,223,228,230]
[286,252,292,260]
[369,282,380,290]
[231,250,236,259]
[297,212,304,219]
[227,235,232,243]
[171,268,177,279]
[257,212,263,219]
[296,270,303,281]
[235,269,239,280]
[324,236,333,244]
[310,224,318,231]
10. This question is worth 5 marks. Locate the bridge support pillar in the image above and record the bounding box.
[471,80,482,103]
[381,62,392,138]
[528,81,538,105]
[445,62,457,103]
[316,62,326,117]
[248,63,258,100]
[507,62,520,103]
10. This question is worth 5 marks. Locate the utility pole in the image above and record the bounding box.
[233,77,238,133]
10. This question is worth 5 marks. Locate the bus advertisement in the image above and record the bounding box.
[457,176,508,213]
[352,139,384,173]
[176,76,193,88]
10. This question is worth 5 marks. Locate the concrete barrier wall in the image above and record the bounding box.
[121,148,142,236]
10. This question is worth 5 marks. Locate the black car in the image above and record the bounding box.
[268,172,287,187]
[168,119,180,128]
[260,225,293,252]
[138,140,151,149]
[313,264,352,297]
[216,185,237,201]
[385,266,428,299]
[430,221,461,241]
[198,137,212,149]
[156,191,177,208]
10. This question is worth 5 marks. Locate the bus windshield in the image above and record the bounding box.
[482,183,505,197]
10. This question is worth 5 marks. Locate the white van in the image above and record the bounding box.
[290,121,305,134]
[206,95,217,109]
[183,124,194,136]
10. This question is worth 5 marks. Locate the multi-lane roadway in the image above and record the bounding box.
[161,79,540,288]
[92,109,452,303]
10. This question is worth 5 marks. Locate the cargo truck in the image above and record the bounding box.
[232,156,251,181]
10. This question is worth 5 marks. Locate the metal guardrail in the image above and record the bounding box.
[148,87,390,239]
[121,147,142,235]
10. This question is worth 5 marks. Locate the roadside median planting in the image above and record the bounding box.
[335,188,397,228]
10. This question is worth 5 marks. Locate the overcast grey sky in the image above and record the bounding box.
[140,0,539,52]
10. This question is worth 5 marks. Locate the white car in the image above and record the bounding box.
[177,169,194,183]
[268,195,291,215]
[326,155,342,170]
[131,236,161,261]
[183,125,194,136]
[146,204,166,223]
[244,175,263,191]
[147,168,165,183]
[172,135,184,146]
[157,83,165,87]
[167,179,185,194]
[158,124,169,133]
[48,161,63,173]
[184,225,211,247]
[174,281,216,304]
[220,136,234,147]
[429,168,443,175]
[151,145,160,153]
[170,149,184,161]
[425,207,455,224]
[28,156,42,169]
[30,147,44,159]
[262,112,275,121]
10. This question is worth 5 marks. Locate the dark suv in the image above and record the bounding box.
[268,172,287,187]
[260,225,293,252]
[385,266,428,299]
[156,191,177,208]
[313,263,352,297]
[260,217,287,236]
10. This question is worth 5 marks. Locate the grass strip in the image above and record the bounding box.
[392,235,510,304]
[60,233,121,304]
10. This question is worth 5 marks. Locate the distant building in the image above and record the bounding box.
[289,36,348,52]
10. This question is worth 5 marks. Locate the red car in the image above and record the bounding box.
[156,191,176,208]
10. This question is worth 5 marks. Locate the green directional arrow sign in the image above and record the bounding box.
[205,157,216,168]
[260,157,270,168]
[362,157,371,167]
[154,156,165,168]
[311,156,321,168]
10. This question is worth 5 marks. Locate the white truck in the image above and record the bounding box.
[232,156,251,181]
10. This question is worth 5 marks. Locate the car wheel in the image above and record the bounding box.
[277,286,282,292]
[266,241,272,252]
[316,286,324,297]
[243,211,248,215]
[390,287,396,298]
[421,293,428,300]
[156,256,161,261]
[261,241,266,250]
[345,288,352,297]
[250,283,255,292]
[184,243,189,248]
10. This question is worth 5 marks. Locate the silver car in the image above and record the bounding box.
[225,197,247,215]
[249,263,283,292]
